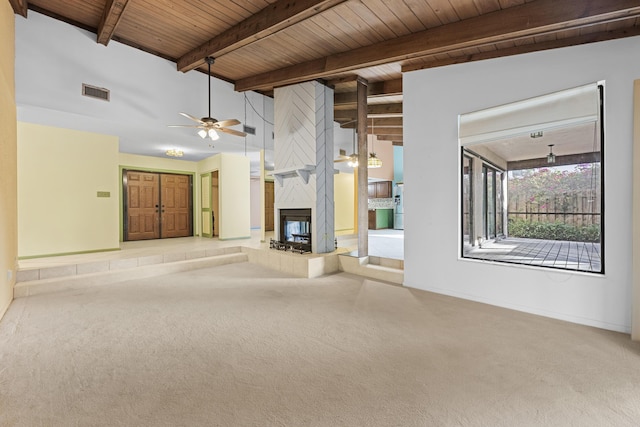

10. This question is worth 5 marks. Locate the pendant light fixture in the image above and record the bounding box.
[368,119,382,168]
[348,128,359,168]
[547,144,556,164]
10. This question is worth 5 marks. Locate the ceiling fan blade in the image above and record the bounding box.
[168,124,204,128]
[179,112,204,123]
[214,119,241,128]
[334,158,351,162]
[218,127,247,137]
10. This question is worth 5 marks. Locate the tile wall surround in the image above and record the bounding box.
[368,198,394,209]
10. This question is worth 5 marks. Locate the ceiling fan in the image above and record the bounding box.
[169,56,246,141]
[334,128,358,167]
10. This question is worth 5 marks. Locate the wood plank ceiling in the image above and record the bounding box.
[10,0,640,145]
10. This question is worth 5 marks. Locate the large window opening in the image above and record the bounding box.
[459,83,604,274]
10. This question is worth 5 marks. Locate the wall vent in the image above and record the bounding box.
[82,84,110,101]
[243,125,256,135]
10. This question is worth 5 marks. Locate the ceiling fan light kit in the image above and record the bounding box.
[169,56,246,142]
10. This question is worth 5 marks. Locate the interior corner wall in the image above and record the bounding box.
[0,2,17,319]
[18,123,119,257]
[250,178,261,229]
[404,36,639,333]
[198,153,250,240]
[334,172,355,232]
[218,153,251,240]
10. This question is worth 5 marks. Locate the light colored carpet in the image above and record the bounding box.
[1,262,639,426]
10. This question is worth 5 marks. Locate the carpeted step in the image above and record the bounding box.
[14,252,248,298]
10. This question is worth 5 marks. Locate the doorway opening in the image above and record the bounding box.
[123,170,193,241]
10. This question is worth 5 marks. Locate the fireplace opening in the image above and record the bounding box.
[279,208,312,253]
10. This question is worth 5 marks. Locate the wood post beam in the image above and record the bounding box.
[8,0,27,17]
[356,77,368,258]
[97,0,130,46]
[177,0,348,73]
[235,0,640,92]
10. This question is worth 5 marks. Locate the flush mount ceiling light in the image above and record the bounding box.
[168,57,246,141]
[547,144,556,164]
[166,148,184,157]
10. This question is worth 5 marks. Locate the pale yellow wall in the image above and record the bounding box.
[0,1,17,319]
[334,172,355,232]
[18,123,119,257]
[250,177,261,229]
[119,153,197,175]
[219,153,251,240]
[198,153,250,240]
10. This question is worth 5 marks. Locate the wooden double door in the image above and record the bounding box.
[124,170,193,241]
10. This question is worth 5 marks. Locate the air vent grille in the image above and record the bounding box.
[243,125,256,135]
[82,84,110,101]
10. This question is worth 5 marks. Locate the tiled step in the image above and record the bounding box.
[15,248,247,298]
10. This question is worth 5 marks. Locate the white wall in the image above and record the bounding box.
[15,11,272,164]
[404,36,639,333]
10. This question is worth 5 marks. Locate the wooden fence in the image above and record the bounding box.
[507,191,601,226]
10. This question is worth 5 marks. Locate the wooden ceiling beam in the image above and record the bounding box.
[334,103,403,120]
[368,127,403,136]
[177,0,348,73]
[377,135,403,142]
[403,25,640,73]
[334,79,402,105]
[8,0,27,17]
[97,0,131,46]
[235,0,640,92]
[341,117,403,128]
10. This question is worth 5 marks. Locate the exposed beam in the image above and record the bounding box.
[334,79,402,105]
[177,0,348,73]
[341,117,403,128]
[377,135,403,142]
[334,103,403,120]
[403,26,640,73]
[368,127,403,136]
[8,0,27,17]
[97,0,130,46]
[236,0,640,92]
